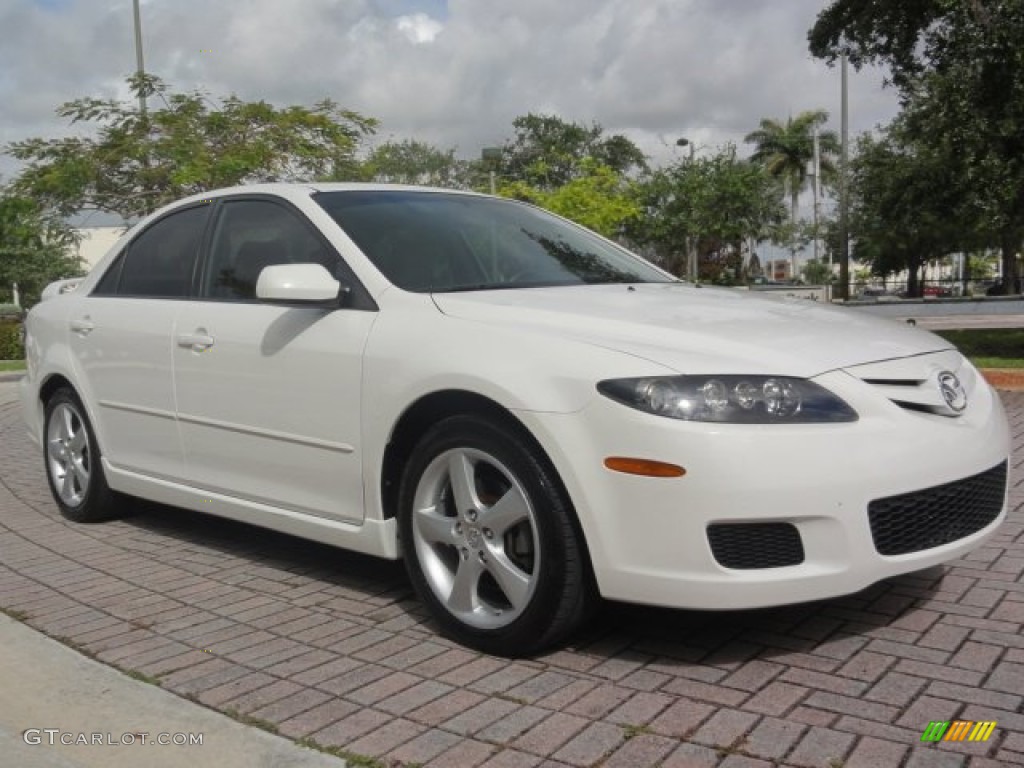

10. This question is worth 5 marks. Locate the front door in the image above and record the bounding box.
[173,197,374,522]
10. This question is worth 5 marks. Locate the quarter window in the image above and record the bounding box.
[118,206,209,298]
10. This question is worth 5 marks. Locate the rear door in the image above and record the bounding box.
[70,203,211,480]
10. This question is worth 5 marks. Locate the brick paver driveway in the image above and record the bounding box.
[1,382,1021,768]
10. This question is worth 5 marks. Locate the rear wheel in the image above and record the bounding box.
[44,388,123,523]
[398,414,594,656]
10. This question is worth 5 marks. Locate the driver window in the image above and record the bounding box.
[203,200,337,301]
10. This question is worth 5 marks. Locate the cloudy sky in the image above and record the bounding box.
[0,0,899,182]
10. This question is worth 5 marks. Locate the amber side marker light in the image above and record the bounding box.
[604,457,686,478]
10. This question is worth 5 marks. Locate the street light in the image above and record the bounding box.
[676,138,697,280]
[132,0,147,115]
[675,137,695,162]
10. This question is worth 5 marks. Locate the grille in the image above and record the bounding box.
[868,461,1007,556]
[707,522,804,569]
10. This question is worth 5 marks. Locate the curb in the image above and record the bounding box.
[0,372,24,383]
[981,368,1024,392]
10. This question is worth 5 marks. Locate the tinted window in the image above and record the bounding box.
[91,250,126,296]
[314,191,671,293]
[202,200,338,300]
[119,206,208,298]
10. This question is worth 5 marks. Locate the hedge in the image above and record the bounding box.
[0,321,24,360]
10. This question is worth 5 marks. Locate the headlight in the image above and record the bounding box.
[597,375,858,423]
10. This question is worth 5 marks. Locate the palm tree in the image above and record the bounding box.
[745,110,839,275]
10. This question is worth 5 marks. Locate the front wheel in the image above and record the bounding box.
[398,414,594,656]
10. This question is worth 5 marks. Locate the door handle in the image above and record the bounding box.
[176,330,215,352]
[69,317,94,336]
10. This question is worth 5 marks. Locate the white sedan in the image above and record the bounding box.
[20,184,1010,656]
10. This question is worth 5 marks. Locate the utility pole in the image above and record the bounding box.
[838,53,850,300]
[676,138,697,280]
[133,0,147,115]
[812,125,821,267]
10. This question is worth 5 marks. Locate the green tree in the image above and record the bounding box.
[630,145,786,280]
[363,139,472,188]
[809,0,1024,293]
[500,113,647,190]
[0,192,82,308]
[499,160,641,238]
[801,258,833,285]
[744,110,839,230]
[848,123,968,296]
[7,74,377,220]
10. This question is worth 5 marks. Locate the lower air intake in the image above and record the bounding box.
[707,522,804,569]
[868,461,1007,556]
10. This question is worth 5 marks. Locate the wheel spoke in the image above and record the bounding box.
[60,406,75,441]
[447,452,479,514]
[414,507,459,546]
[60,468,75,501]
[47,439,64,463]
[448,557,482,615]
[484,550,531,611]
[71,457,89,488]
[68,428,86,455]
[481,485,531,537]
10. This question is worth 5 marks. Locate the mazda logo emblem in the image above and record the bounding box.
[938,371,967,413]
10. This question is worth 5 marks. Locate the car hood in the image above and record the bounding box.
[432,283,953,377]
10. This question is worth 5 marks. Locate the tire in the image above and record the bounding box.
[43,387,123,523]
[398,413,594,656]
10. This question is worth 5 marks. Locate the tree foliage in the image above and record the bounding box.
[0,191,82,307]
[630,146,786,280]
[7,74,377,220]
[848,121,971,296]
[499,113,647,190]
[810,0,1024,292]
[500,160,641,238]
[801,258,833,285]
[744,110,839,226]
[363,139,472,188]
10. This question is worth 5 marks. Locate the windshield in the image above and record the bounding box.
[313,190,672,293]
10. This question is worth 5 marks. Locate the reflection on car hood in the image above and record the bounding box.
[432,283,954,377]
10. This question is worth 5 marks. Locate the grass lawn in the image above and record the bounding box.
[0,360,26,372]
[935,329,1024,368]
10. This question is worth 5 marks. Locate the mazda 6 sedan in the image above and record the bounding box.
[21,183,1011,656]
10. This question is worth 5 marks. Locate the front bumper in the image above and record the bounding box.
[517,364,1011,611]
[19,373,41,449]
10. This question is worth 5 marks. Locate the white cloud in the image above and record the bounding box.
[0,0,899,176]
[396,13,443,44]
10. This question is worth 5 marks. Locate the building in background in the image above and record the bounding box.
[74,227,124,271]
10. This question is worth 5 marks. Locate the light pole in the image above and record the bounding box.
[132,0,147,115]
[675,137,695,163]
[481,147,501,195]
[838,52,850,300]
[676,138,697,280]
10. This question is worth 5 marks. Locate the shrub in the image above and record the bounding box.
[0,320,24,360]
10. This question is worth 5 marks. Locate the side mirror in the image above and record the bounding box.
[256,264,342,304]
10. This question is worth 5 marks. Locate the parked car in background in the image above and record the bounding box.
[19,184,1012,655]
[857,287,896,300]
[987,277,1024,295]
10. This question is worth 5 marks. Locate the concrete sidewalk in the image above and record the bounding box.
[0,614,347,768]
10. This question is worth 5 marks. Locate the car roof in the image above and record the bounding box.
[172,182,484,209]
